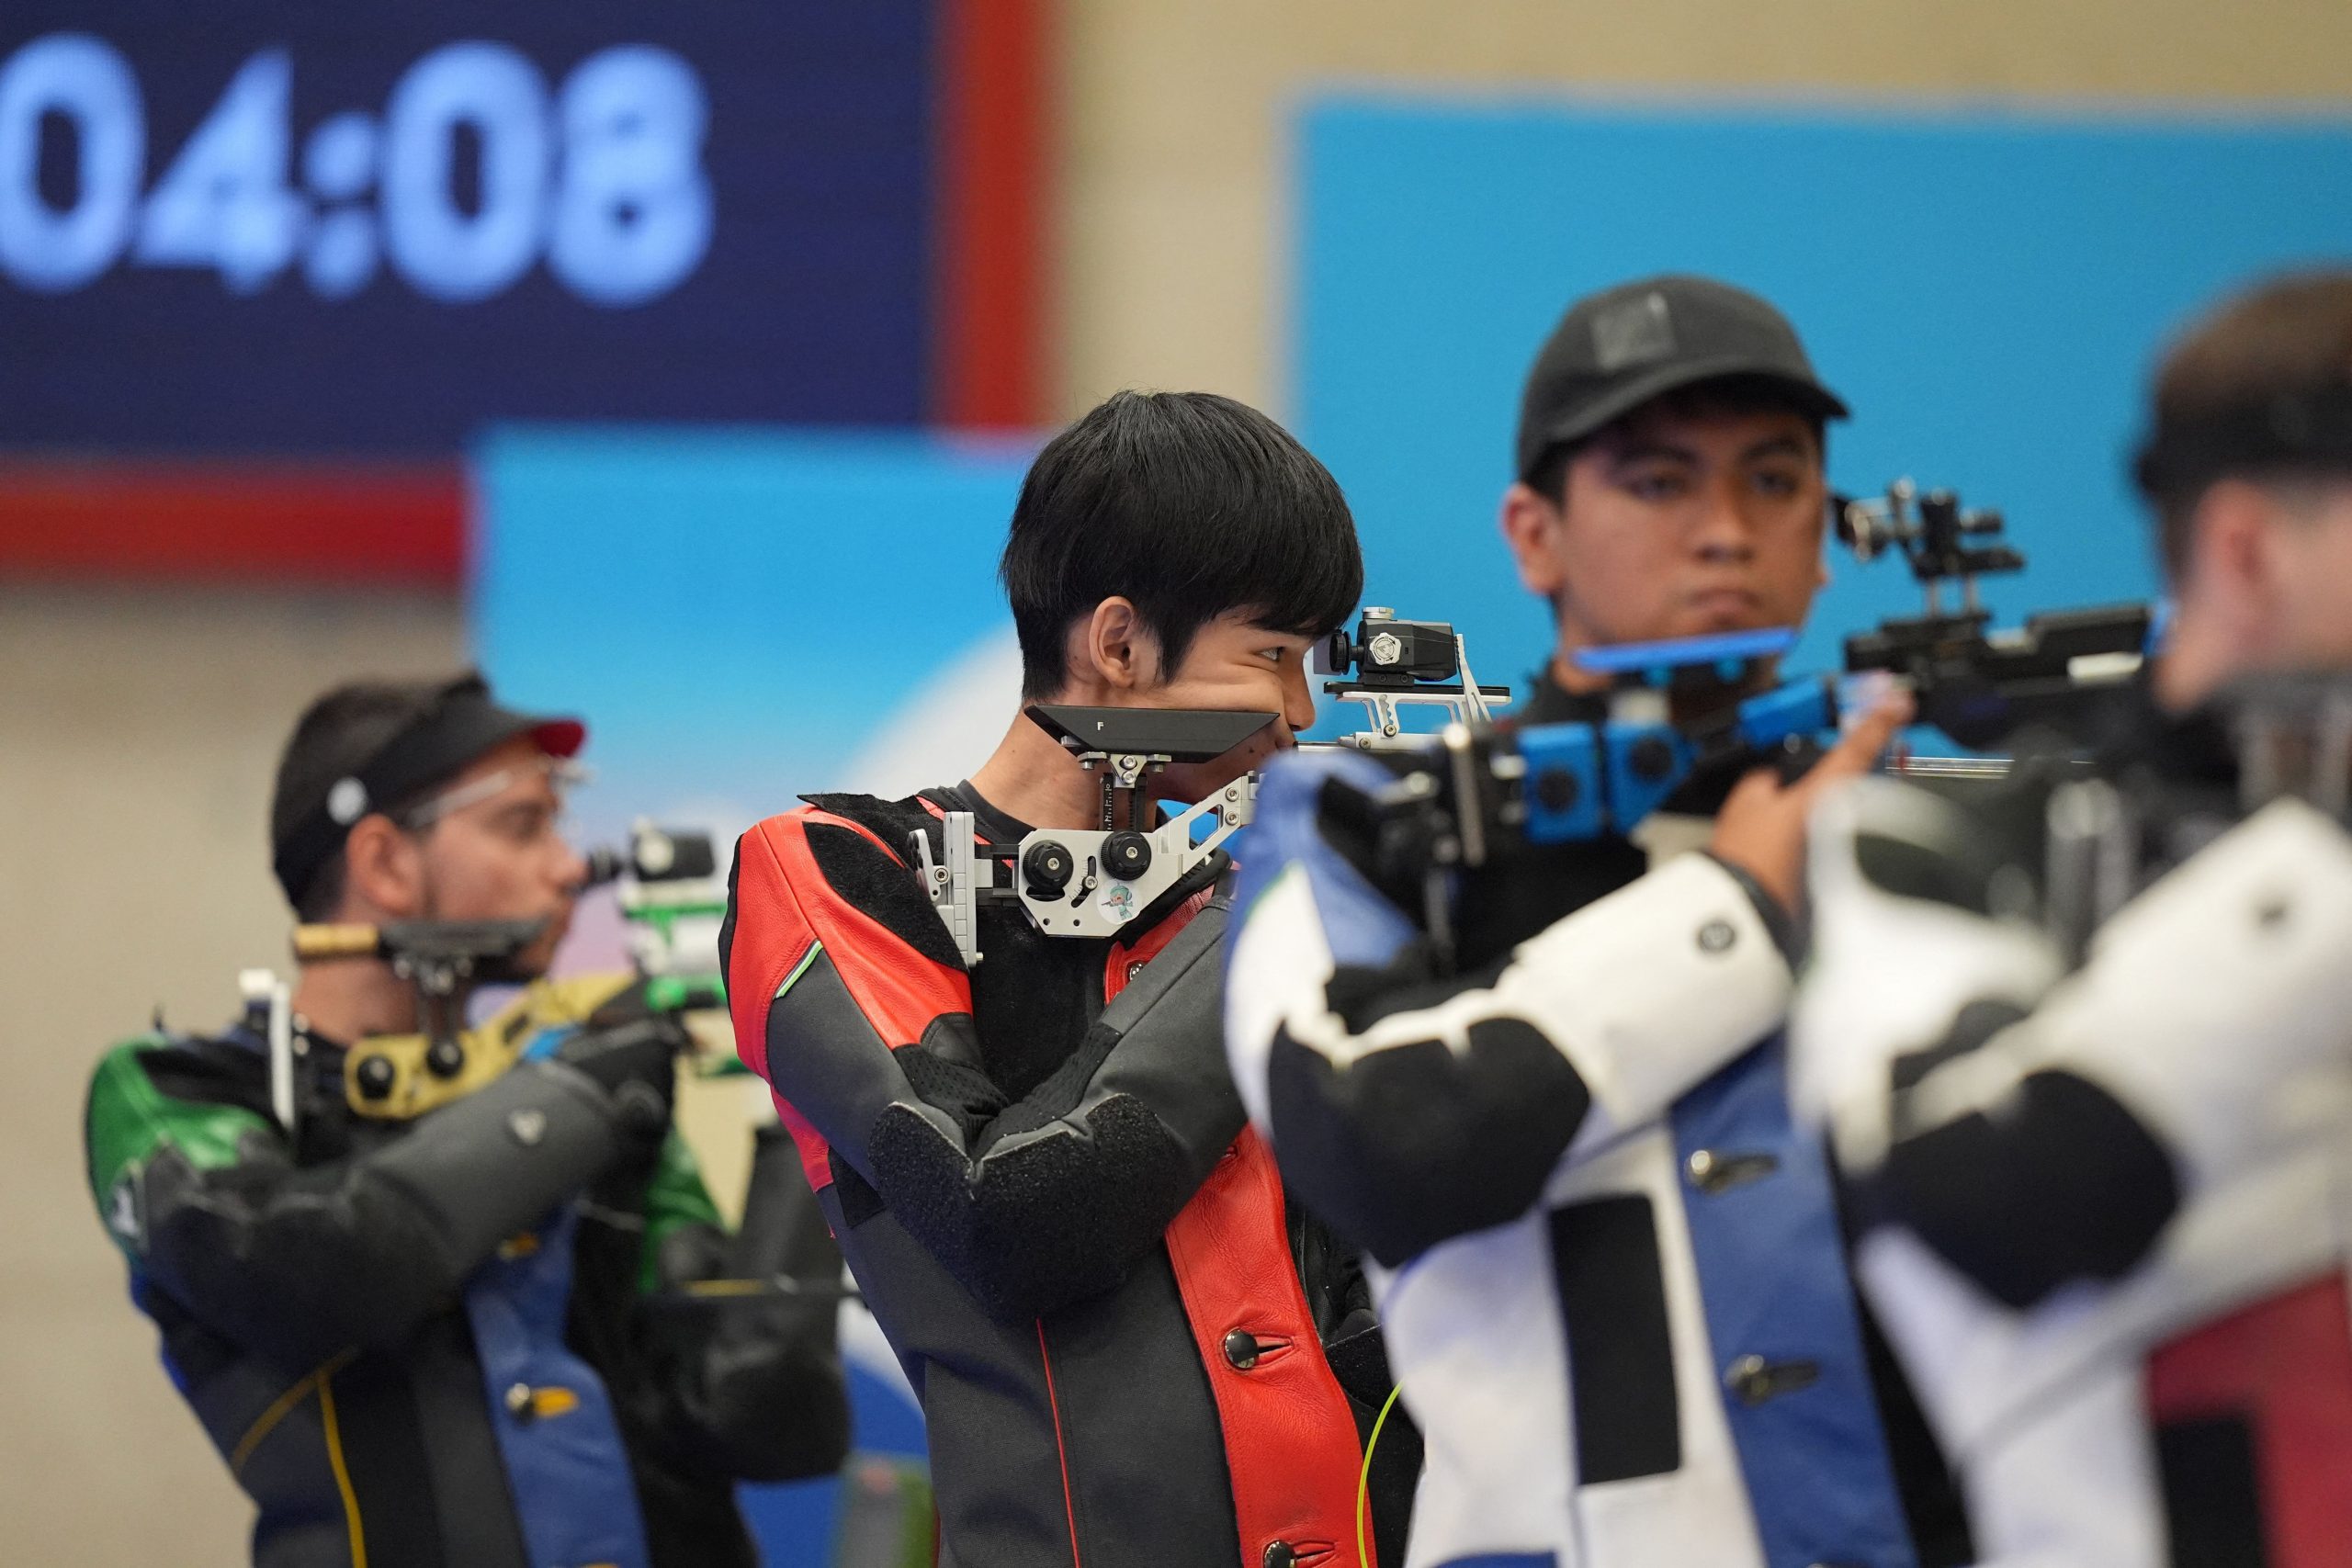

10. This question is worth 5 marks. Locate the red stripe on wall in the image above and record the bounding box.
[0,460,464,587]
[935,0,1049,429]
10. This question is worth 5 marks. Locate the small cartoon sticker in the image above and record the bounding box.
[1095,882,1137,924]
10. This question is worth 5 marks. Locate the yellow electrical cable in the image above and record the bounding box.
[1356,1383,1404,1568]
[228,1349,356,1474]
[318,1369,368,1568]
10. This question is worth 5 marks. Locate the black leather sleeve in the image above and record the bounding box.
[852,888,1248,1321]
[1264,939,1594,1269]
[1873,1061,2182,1309]
[134,1061,629,1370]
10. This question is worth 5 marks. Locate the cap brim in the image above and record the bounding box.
[1527,356,1849,473]
[525,716,586,758]
[444,705,586,767]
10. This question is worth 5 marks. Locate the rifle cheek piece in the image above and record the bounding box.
[912,706,1278,966]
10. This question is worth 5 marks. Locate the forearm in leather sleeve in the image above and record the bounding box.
[137,1060,631,1368]
[859,886,1247,1320]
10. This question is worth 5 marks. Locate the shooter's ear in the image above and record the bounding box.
[1500,482,1568,600]
[1075,596,1165,693]
[341,814,427,920]
[2186,479,2282,639]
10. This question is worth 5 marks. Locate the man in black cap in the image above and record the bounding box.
[1500,274,1853,906]
[84,671,849,1568]
[1223,276,1970,1567]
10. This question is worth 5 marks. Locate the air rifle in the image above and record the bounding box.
[2038,668,2352,965]
[243,823,732,1135]
[1835,479,2151,748]
[1299,479,2154,955]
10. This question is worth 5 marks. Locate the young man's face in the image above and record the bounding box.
[1146,610,1323,799]
[1504,400,1829,652]
[399,737,588,975]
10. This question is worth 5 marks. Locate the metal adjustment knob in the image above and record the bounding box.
[1627,733,1679,783]
[424,1038,466,1078]
[1532,766,1580,811]
[1102,830,1153,883]
[353,1054,397,1100]
[1023,840,1075,896]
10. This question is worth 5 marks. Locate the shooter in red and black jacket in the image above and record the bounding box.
[722,390,1414,1568]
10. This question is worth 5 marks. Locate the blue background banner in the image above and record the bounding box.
[1295,99,2352,701]
[477,426,1035,841]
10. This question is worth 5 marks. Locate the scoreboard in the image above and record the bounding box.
[0,1,1041,456]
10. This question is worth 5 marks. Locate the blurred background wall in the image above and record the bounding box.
[6,3,2352,1562]
[1054,0,2352,415]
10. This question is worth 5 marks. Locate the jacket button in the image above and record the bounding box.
[1263,1543,1296,1568]
[1685,1147,1780,1194]
[1223,1328,1261,1370]
[1724,1353,1820,1404]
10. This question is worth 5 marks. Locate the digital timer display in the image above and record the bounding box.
[0,3,942,452]
[2,36,712,305]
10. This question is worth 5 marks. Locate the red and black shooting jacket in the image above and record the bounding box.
[721,785,1400,1568]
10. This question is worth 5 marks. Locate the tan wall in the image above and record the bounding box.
[1055,0,2352,420]
[1,587,465,1563]
[10,3,2352,1562]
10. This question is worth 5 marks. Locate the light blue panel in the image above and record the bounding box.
[475,427,1035,832]
[1296,100,2352,705]
[478,428,1004,1561]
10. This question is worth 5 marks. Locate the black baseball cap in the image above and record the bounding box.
[272,671,585,907]
[1515,275,1849,481]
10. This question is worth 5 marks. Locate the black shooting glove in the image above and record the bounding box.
[556,1015,688,1139]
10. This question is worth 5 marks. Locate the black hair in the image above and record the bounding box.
[1523,372,1830,505]
[2142,270,2352,581]
[270,678,449,919]
[1000,389,1364,699]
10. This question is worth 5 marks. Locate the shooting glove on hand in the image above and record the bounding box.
[555,1016,686,1137]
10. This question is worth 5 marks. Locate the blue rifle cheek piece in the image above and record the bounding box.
[1238,748,1419,970]
[1736,678,1838,750]
[1518,724,1607,843]
[1569,626,1802,679]
[1604,720,1696,831]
